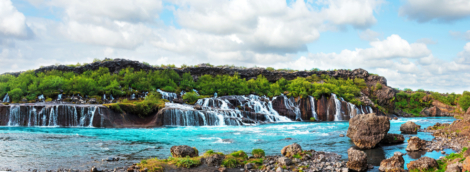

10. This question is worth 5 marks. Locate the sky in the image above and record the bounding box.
[0,0,470,93]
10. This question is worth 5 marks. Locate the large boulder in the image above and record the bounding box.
[170,145,198,158]
[380,134,405,145]
[400,121,420,134]
[347,113,390,149]
[463,157,470,172]
[277,157,293,166]
[347,148,367,172]
[406,136,426,152]
[281,143,302,157]
[379,152,405,172]
[204,154,225,166]
[407,157,438,171]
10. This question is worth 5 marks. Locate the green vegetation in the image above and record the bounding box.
[310,117,315,121]
[430,92,460,106]
[104,92,165,117]
[137,158,164,172]
[252,149,265,158]
[395,91,432,116]
[418,147,469,172]
[458,91,470,112]
[182,92,199,104]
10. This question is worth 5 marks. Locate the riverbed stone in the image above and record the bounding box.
[407,157,438,171]
[281,143,302,157]
[204,153,225,166]
[347,113,390,149]
[347,148,367,172]
[379,152,405,172]
[170,145,198,158]
[406,136,426,152]
[278,157,293,166]
[400,121,421,134]
[380,133,405,144]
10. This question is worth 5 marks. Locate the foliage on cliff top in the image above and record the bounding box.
[104,92,165,116]
[394,91,432,116]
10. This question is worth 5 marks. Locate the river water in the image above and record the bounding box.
[0,117,455,171]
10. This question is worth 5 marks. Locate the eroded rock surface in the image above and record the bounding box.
[347,113,390,149]
[406,157,438,171]
[380,134,405,145]
[170,145,198,158]
[406,137,426,152]
[379,152,405,172]
[281,143,302,157]
[400,121,421,134]
[346,148,367,172]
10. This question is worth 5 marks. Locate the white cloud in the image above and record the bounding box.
[0,0,33,39]
[318,0,384,28]
[359,34,431,59]
[359,29,380,41]
[450,30,470,41]
[399,0,470,22]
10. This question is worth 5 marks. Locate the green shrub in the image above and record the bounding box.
[161,86,176,92]
[252,149,265,158]
[183,92,199,104]
[310,117,315,121]
[376,82,382,90]
[266,67,275,71]
[174,156,201,168]
[458,91,470,112]
[230,150,248,159]
[222,157,238,168]
[292,153,302,159]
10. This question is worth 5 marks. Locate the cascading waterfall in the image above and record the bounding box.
[2,93,9,102]
[110,95,114,100]
[103,94,106,100]
[38,95,45,102]
[308,96,318,120]
[331,93,342,121]
[130,94,136,100]
[157,89,177,102]
[281,95,302,121]
[6,105,101,127]
[57,94,62,101]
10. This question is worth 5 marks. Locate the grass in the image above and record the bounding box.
[252,149,265,158]
[292,153,302,159]
[137,158,164,172]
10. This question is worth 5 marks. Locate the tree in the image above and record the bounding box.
[8,88,23,102]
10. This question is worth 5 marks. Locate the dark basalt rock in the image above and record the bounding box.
[170,145,198,158]
[380,134,405,145]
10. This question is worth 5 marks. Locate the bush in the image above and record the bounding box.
[161,86,176,92]
[310,117,315,121]
[376,82,382,90]
[458,91,470,112]
[222,157,238,168]
[252,149,265,158]
[183,92,199,104]
[8,88,23,102]
[266,67,275,71]
[230,150,248,159]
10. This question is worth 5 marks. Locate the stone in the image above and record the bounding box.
[244,163,254,170]
[281,143,302,157]
[194,104,202,110]
[406,137,426,152]
[379,153,405,172]
[347,148,367,172]
[278,157,293,166]
[445,162,461,172]
[91,167,98,172]
[339,134,345,137]
[170,145,198,158]
[407,157,438,171]
[441,151,446,154]
[380,133,405,144]
[218,166,227,172]
[463,157,470,172]
[88,98,97,104]
[347,113,390,149]
[400,121,421,134]
[204,154,225,166]
[393,117,398,120]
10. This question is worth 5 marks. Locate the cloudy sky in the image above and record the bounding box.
[0,0,469,93]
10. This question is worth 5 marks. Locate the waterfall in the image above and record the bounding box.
[7,105,20,126]
[214,92,218,98]
[103,94,106,100]
[281,95,301,121]
[348,103,356,118]
[331,93,342,121]
[308,96,318,120]
[38,95,45,102]
[157,89,177,102]
[110,95,114,100]
[369,106,373,113]
[130,94,136,100]
[2,93,9,103]
[57,94,62,101]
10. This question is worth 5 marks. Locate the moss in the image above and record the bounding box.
[310,117,315,121]
[137,158,164,172]
[222,156,238,168]
[252,149,265,158]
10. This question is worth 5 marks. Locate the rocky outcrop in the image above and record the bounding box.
[379,152,405,172]
[277,157,293,166]
[170,145,198,158]
[400,121,420,134]
[347,113,390,149]
[463,157,470,172]
[203,154,225,166]
[380,134,405,145]
[406,157,438,171]
[281,143,302,157]
[406,137,426,152]
[420,100,460,117]
[347,148,367,172]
